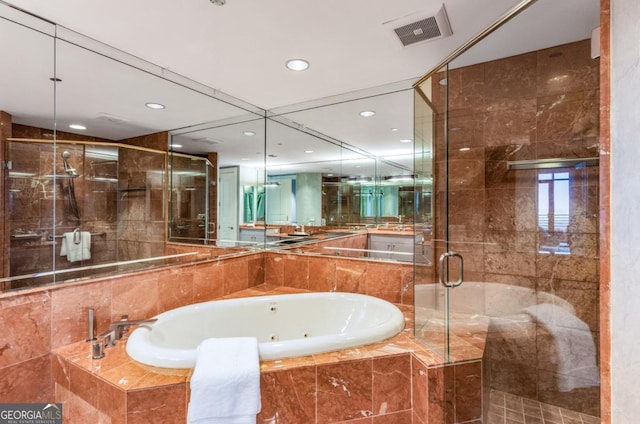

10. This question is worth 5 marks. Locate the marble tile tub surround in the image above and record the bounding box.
[0,250,265,403]
[52,285,485,424]
[0,246,418,401]
[428,39,601,416]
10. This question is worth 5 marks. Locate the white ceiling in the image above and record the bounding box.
[4,0,529,110]
[0,0,599,175]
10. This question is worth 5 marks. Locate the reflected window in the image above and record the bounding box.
[538,171,570,232]
[538,171,571,255]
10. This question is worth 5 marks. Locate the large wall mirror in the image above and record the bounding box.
[0,3,263,291]
[0,2,431,292]
[170,80,429,256]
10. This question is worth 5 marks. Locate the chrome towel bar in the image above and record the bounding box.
[48,232,106,241]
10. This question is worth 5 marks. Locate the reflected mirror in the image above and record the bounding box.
[169,83,425,257]
[1,1,427,291]
[0,4,264,291]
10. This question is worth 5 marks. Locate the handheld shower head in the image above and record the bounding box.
[61,151,78,177]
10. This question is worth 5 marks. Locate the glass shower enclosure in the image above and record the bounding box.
[413,0,601,418]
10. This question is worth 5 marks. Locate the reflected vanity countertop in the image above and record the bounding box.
[239,224,281,230]
[366,227,419,236]
[278,230,368,240]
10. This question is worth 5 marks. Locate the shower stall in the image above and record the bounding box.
[5,137,167,288]
[168,153,215,244]
[412,5,601,420]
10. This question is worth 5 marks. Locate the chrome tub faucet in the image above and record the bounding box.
[100,315,158,347]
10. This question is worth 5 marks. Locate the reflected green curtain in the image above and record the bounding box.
[243,187,254,222]
[256,188,265,220]
[360,186,375,217]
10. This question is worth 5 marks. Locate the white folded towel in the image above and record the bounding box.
[187,337,261,424]
[60,231,91,262]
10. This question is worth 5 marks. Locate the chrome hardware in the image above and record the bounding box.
[73,228,81,245]
[48,231,106,241]
[438,251,464,288]
[99,317,158,348]
[86,308,96,342]
[100,329,117,348]
[92,341,105,359]
[118,315,129,335]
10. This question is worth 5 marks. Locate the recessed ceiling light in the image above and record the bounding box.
[391,128,398,132]
[399,139,412,143]
[145,102,165,109]
[286,59,310,71]
[69,124,86,130]
[304,150,313,153]
[359,110,376,118]
[243,131,256,136]
[170,143,183,148]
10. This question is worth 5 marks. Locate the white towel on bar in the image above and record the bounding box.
[60,232,91,262]
[187,337,261,424]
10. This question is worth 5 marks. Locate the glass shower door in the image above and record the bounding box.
[442,15,601,417]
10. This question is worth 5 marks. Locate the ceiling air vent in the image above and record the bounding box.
[96,112,129,124]
[385,5,453,47]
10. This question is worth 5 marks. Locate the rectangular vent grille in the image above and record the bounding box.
[394,17,442,46]
[96,112,129,124]
[386,5,453,47]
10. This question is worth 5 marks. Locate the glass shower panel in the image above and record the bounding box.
[413,70,446,358]
[444,0,601,415]
[1,9,56,289]
[169,153,210,244]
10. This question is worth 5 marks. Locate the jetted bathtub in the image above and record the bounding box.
[126,292,405,368]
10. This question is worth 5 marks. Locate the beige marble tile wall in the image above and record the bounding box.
[430,39,600,416]
[0,252,264,403]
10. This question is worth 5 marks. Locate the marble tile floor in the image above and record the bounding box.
[487,390,600,424]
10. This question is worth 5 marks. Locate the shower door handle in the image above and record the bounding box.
[438,251,464,288]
